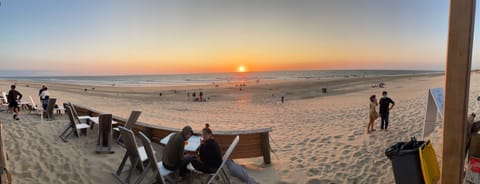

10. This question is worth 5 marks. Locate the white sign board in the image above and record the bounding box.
[422,88,444,139]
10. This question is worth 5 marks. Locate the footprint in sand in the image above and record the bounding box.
[333,135,343,139]
[307,168,321,176]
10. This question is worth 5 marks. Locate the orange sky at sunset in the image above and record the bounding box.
[4,1,480,76]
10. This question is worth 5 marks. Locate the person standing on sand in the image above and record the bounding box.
[367,95,378,134]
[8,85,23,120]
[379,91,395,131]
[38,85,46,103]
[40,87,49,110]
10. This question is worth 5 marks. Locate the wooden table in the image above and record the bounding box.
[160,133,202,152]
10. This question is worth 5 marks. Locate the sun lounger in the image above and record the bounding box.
[135,131,175,184]
[187,135,240,184]
[59,105,91,142]
[113,111,141,145]
[112,127,150,184]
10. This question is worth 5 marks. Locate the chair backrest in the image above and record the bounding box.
[138,131,166,183]
[98,114,113,146]
[125,111,142,129]
[29,96,38,109]
[67,103,84,122]
[208,135,240,184]
[46,98,57,118]
[1,92,8,104]
[65,106,81,136]
[118,127,143,168]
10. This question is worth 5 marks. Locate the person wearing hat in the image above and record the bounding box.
[162,126,193,178]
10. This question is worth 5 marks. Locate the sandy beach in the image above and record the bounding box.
[1,72,479,184]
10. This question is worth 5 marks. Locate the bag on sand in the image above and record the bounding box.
[226,160,257,184]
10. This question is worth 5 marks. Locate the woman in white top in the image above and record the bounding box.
[40,87,49,110]
[367,95,378,134]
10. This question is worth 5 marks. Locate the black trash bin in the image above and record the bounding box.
[385,137,425,184]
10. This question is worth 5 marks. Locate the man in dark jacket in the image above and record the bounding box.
[8,85,23,120]
[162,126,193,176]
[379,91,395,131]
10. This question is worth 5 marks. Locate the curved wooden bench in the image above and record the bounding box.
[73,104,273,164]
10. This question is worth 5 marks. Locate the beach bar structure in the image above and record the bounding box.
[442,0,476,183]
[72,104,273,164]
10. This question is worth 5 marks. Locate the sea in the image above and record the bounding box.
[0,70,440,87]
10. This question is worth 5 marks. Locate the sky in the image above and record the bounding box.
[0,0,479,75]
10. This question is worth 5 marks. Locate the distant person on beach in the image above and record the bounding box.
[199,91,203,101]
[192,92,196,101]
[281,96,285,103]
[40,86,49,110]
[367,95,378,134]
[379,91,395,131]
[162,126,193,179]
[8,85,23,120]
[180,124,222,178]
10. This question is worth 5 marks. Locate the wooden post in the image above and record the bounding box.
[0,123,5,176]
[442,0,476,183]
[261,132,271,164]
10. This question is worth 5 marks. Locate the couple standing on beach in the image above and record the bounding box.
[367,91,395,134]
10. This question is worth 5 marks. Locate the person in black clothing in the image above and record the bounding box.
[379,91,395,130]
[179,124,222,179]
[8,85,23,120]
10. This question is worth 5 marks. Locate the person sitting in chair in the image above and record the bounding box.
[190,124,222,174]
[162,126,193,178]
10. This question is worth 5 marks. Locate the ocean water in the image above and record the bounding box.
[0,70,440,87]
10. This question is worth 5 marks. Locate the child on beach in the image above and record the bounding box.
[367,95,378,133]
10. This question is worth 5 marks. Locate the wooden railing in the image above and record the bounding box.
[73,104,273,164]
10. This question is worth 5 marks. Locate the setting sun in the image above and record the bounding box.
[237,65,247,72]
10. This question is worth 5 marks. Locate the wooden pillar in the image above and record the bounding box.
[0,123,5,175]
[261,132,271,164]
[442,0,476,183]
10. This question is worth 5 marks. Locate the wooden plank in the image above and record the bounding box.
[231,150,264,159]
[442,0,476,183]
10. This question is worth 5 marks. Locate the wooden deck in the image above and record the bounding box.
[73,104,273,164]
